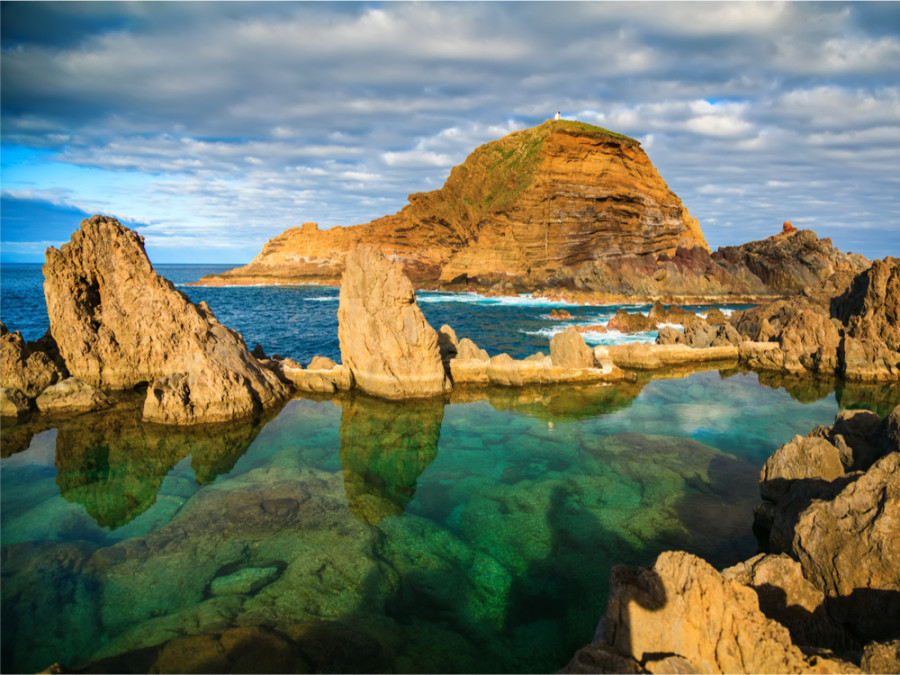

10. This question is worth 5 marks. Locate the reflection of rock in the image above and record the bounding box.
[339,395,443,524]
[337,244,450,399]
[43,216,289,424]
[54,402,275,529]
[583,551,857,674]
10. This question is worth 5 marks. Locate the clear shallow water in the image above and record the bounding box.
[3,371,899,673]
[0,263,752,363]
[3,263,900,673]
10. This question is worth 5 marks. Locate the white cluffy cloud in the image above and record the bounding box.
[1,2,898,262]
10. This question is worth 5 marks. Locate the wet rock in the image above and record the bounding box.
[43,216,289,424]
[1,322,67,398]
[337,244,450,399]
[35,378,112,416]
[209,566,281,597]
[549,309,572,319]
[606,309,655,333]
[597,551,858,673]
[550,327,594,369]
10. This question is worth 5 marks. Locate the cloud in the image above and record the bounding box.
[1,2,899,263]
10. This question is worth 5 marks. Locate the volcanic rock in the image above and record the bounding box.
[43,216,289,424]
[592,550,856,673]
[0,387,31,417]
[0,322,67,398]
[606,309,656,333]
[35,378,112,416]
[550,327,594,369]
[195,120,707,288]
[337,244,449,399]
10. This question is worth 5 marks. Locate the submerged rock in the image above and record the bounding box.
[337,244,450,399]
[43,216,289,424]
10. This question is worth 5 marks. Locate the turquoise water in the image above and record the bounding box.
[3,370,899,673]
[3,263,899,672]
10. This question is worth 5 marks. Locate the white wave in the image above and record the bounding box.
[417,292,574,308]
[305,296,339,302]
[522,325,659,347]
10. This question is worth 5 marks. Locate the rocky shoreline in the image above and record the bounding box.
[563,404,900,674]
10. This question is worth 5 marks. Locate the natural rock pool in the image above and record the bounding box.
[3,370,899,673]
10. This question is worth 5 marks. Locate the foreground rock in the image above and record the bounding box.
[43,216,289,424]
[565,551,857,674]
[0,322,67,405]
[337,244,449,399]
[35,378,112,416]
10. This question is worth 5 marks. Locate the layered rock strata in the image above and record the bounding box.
[43,216,289,424]
[195,120,708,289]
[565,405,900,674]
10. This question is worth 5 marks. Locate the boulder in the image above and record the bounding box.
[549,309,572,319]
[307,355,338,370]
[267,357,353,394]
[759,435,845,502]
[597,551,857,673]
[0,387,31,417]
[606,309,656,333]
[550,327,594,369]
[0,322,67,398]
[437,325,459,361]
[43,216,289,424]
[337,244,449,399]
[457,337,489,361]
[35,378,113,416]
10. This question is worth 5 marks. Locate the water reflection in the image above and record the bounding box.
[340,394,443,524]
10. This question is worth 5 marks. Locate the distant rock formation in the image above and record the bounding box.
[732,257,900,381]
[43,216,289,424]
[194,120,708,290]
[564,405,900,674]
[337,244,449,399]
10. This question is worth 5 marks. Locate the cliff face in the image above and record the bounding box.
[196,120,707,287]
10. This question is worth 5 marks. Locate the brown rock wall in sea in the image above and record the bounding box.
[43,216,289,424]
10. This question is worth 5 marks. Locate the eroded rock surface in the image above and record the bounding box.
[43,216,289,424]
[0,322,67,398]
[337,244,449,399]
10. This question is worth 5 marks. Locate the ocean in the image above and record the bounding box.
[2,263,898,673]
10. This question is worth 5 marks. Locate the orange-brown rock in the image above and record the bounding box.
[591,551,857,673]
[195,120,707,287]
[43,216,290,424]
[337,244,450,399]
[783,221,797,234]
[0,322,67,398]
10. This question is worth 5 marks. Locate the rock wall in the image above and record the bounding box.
[43,216,289,424]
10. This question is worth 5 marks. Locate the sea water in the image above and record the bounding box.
[2,264,899,673]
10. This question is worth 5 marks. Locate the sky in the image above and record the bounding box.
[2,1,899,264]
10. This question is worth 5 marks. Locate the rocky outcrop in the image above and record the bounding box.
[194,120,707,289]
[732,258,900,381]
[1,322,67,399]
[600,343,738,370]
[261,356,353,395]
[606,309,656,333]
[337,244,449,399]
[550,327,595,369]
[656,318,742,349]
[571,551,857,674]
[43,216,290,424]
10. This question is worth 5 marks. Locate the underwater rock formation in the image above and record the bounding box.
[43,216,289,424]
[337,244,450,399]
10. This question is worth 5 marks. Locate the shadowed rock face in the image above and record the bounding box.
[43,216,289,424]
[194,120,707,288]
[337,244,449,399]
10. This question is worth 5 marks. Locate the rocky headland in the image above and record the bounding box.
[192,120,866,302]
[564,405,900,674]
